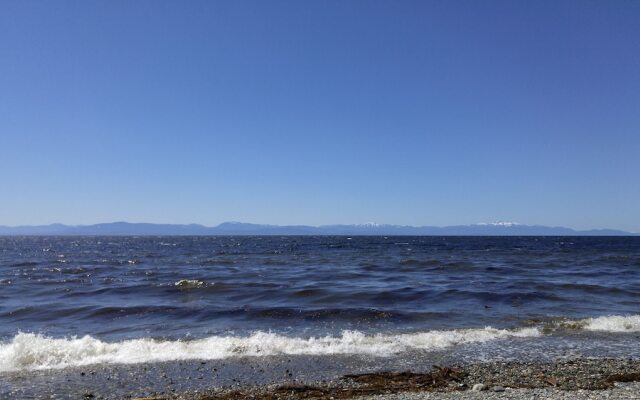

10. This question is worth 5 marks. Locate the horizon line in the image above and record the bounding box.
[0,220,636,234]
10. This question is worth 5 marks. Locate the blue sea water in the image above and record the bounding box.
[0,236,638,373]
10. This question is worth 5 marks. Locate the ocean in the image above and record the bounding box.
[0,236,639,398]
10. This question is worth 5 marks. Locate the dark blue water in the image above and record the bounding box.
[1,236,638,340]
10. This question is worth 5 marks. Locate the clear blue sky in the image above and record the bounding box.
[1,1,639,231]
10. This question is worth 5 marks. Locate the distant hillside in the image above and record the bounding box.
[0,222,635,236]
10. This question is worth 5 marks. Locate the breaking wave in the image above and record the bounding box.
[0,327,539,372]
[2,314,638,372]
[581,314,640,332]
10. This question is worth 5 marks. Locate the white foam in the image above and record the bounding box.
[174,279,207,288]
[581,314,640,332]
[0,327,540,372]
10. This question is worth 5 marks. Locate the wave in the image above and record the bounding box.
[8,261,39,267]
[581,314,640,332]
[550,314,640,333]
[0,327,539,372]
[174,279,208,289]
[2,314,638,372]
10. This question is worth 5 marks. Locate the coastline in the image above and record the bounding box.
[124,358,640,400]
[3,330,640,399]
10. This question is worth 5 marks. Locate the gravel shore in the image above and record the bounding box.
[356,382,640,399]
[135,358,640,400]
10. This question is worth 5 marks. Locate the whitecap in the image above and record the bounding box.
[174,279,207,289]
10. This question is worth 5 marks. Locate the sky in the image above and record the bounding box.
[1,1,639,231]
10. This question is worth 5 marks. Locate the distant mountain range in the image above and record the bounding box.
[0,221,635,236]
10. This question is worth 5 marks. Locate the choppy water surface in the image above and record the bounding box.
[0,236,638,373]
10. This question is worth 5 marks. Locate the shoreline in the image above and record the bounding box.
[128,358,640,400]
[3,332,639,399]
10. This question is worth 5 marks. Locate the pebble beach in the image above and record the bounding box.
[126,358,640,400]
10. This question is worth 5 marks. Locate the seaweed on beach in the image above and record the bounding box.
[180,365,465,399]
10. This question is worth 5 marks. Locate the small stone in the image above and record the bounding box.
[472,383,486,391]
[492,385,506,392]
